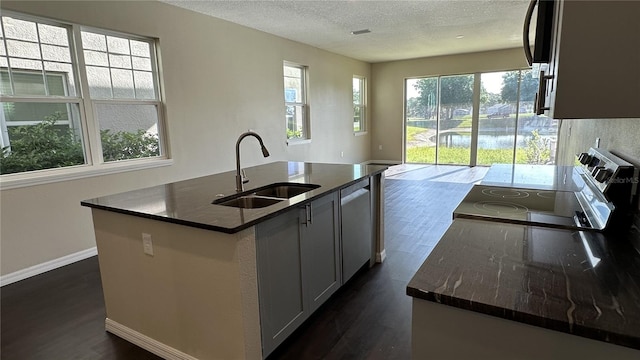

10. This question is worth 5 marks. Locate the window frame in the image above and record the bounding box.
[352,75,366,134]
[283,61,310,144]
[0,11,170,190]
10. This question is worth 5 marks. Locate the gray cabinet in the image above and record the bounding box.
[340,179,372,283]
[301,192,341,313]
[256,192,340,357]
[255,208,305,357]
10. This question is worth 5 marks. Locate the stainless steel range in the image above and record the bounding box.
[454,148,638,232]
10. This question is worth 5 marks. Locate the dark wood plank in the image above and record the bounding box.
[0,257,162,359]
[0,165,485,360]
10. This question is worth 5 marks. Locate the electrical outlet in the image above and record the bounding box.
[340,151,344,158]
[142,233,154,256]
[379,145,383,150]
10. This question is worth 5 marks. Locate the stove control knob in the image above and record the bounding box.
[594,168,612,183]
[588,157,600,168]
[578,153,591,165]
[592,166,604,176]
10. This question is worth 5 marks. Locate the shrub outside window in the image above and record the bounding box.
[81,29,162,162]
[283,62,309,141]
[353,76,365,133]
[0,12,166,177]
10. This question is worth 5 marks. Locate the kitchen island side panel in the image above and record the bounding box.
[412,298,640,359]
[92,209,261,360]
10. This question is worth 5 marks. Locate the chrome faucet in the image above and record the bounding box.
[235,131,270,192]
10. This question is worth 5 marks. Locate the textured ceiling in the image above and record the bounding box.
[161,0,531,63]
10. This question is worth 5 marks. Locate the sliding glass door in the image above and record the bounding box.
[438,75,474,165]
[404,69,558,166]
[477,71,518,165]
[405,77,437,164]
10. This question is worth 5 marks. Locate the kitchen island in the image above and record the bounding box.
[81,161,387,360]
[407,217,640,358]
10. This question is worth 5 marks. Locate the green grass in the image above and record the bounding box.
[406,126,428,142]
[406,118,548,165]
[406,146,528,165]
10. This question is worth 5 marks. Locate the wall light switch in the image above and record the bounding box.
[142,233,154,256]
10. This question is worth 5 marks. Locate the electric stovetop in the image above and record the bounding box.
[453,184,604,230]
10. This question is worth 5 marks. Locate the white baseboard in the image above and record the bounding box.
[376,249,387,263]
[0,247,97,287]
[106,318,198,360]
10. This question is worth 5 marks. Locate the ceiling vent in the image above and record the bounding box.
[350,29,371,35]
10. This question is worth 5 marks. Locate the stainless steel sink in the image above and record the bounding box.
[214,196,283,209]
[253,183,320,199]
[212,183,320,209]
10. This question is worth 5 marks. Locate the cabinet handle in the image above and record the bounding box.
[303,203,311,227]
[536,70,554,115]
[523,0,537,66]
[308,203,313,225]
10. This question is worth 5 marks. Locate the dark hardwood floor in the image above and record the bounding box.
[0,165,487,360]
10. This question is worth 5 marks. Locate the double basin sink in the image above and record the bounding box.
[212,183,320,209]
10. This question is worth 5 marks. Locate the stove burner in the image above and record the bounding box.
[481,188,531,199]
[535,191,556,199]
[473,201,529,215]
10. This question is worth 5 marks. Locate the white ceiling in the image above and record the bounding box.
[161,0,532,63]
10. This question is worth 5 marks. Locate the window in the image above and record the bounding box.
[353,76,366,133]
[81,29,162,162]
[283,62,308,141]
[0,12,165,178]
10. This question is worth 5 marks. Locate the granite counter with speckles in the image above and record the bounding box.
[407,217,640,350]
[81,161,387,234]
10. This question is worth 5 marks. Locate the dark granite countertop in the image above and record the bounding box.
[81,161,387,233]
[407,217,640,350]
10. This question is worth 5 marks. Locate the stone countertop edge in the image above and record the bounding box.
[406,217,640,350]
[81,161,388,234]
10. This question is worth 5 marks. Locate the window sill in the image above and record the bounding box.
[0,158,173,190]
[287,139,312,146]
[354,131,368,137]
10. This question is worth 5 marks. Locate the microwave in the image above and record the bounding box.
[524,0,555,65]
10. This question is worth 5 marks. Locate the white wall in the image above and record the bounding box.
[0,1,371,276]
[370,48,528,161]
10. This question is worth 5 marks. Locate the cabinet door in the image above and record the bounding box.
[301,192,341,313]
[542,0,640,119]
[256,209,307,357]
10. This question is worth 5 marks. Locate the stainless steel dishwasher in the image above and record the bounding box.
[340,179,372,283]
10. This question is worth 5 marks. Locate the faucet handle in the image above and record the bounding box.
[241,169,249,184]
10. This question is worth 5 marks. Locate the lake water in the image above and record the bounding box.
[438,133,557,149]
